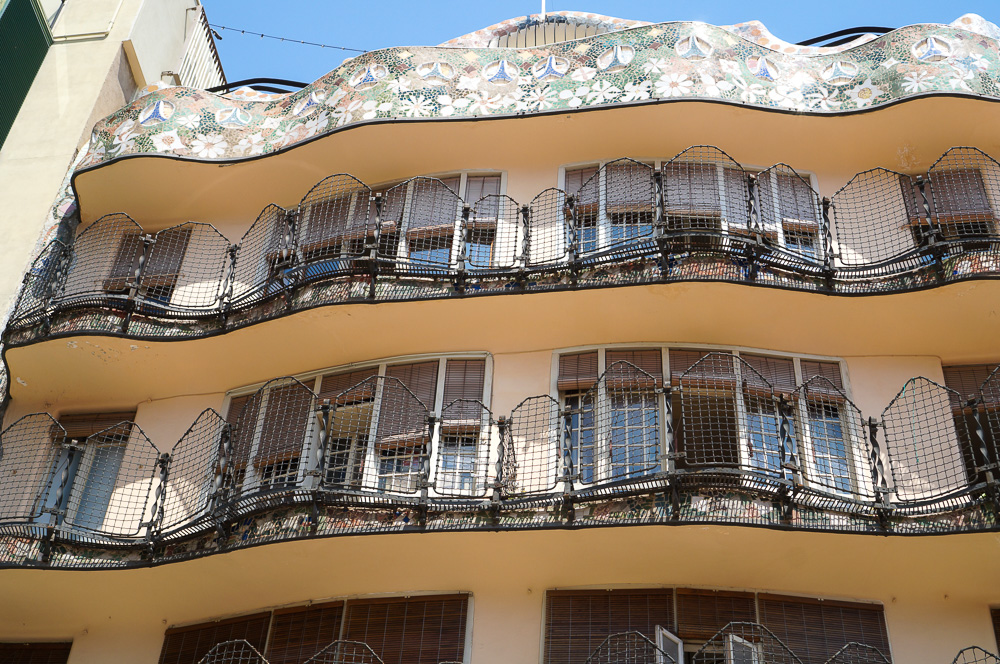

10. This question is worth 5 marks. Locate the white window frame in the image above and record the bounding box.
[726,633,762,664]
[655,626,684,664]
[223,353,493,499]
[552,344,866,497]
[759,170,824,259]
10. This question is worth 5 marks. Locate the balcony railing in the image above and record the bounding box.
[185,632,997,664]
[1,359,999,566]
[8,146,1000,345]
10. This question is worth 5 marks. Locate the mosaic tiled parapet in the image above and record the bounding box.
[81,14,1000,168]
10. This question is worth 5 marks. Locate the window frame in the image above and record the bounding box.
[223,353,493,498]
[559,160,821,257]
[551,344,864,496]
[903,168,999,248]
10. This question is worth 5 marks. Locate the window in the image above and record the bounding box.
[757,171,822,260]
[224,356,490,497]
[943,363,999,484]
[297,178,373,266]
[557,349,662,484]
[544,589,890,664]
[902,170,997,247]
[564,161,655,257]
[378,173,503,268]
[36,412,136,531]
[662,160,747,251]
[159,595,470,664]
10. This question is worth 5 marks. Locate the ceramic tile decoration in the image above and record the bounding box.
[76,13,1000,169]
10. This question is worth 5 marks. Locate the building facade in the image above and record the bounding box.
[1,10,1000,664]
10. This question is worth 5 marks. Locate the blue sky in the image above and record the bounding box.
[201,1,1000,84]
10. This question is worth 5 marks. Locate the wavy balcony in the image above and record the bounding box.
[73,15,1000,171]
[1,357,998,569]
[8,145,1000,348]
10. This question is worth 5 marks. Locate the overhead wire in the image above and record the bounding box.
[208,24,368,53]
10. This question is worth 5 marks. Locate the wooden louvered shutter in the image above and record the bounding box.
[379,361,438,443]
[605,349,663,386]
[741,354,797,394]
[900,175,924,220]
[342,595,468,664]
[566,166,599,217]
[933,169,992,217]
[267,601,345,664]
[675,589,756,641]
[758,594,891,664]
[992,608,1000,653]
[104,232,144,292]
[226,395,255,469]
[158,613,271,664]
[606,162,652,214]
[558,352,599,392]
[408,177,460,234]
[255,384,314,466]
[466,176,502,224]
[59,412,137,440]
[442,359,486,423]
[777,174,819,224]
[664,163,722,215]
[800,361,846,399]
[144,227,191,282]
[319,368,380,404]
[944,364,997,404]
[669,350,732,386]
[0,643,74,664]
[544,589,674,664]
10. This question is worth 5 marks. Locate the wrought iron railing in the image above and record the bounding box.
[8,146,1000,345]
[1,360,999,565]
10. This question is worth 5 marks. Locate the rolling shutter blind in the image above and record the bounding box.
[544,589,674,664]
[226,394,256,467]
[669,350,733,385]
[758,594,891,664]
[932,169,992,217]
[606,350,663,385]
[664,163,721,214]
[379,362,438,443]
[723,168,749,227]
[775,174,818,223]
[799,361,846,399]
[676,589,756,641]
[944,364,997,404]
[255,384,314,465]
[341,595,468,664]
[606,162,653,213]
[267,602,345,664]
[104,232,144,291]
[741,354,796,393]
[992,608,1000,653]
[144,227,191,281]
[319,368,379,404]
[408,177,460,233]
[465,175,501,203]
[59,412,137,440]
[0,643,73,664]
[158,613,270,664]
[899,176,924,220]
[565,167,598,196]
[442,359,486,422]
[558,352,599,392]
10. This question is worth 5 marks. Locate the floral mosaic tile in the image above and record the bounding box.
[77,16,1000,169]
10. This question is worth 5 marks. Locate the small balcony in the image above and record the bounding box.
[8,145,1000,348]
[1,357,998,568]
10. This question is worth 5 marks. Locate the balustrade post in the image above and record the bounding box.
[212,424,233,545]
[41,440,79,563]
[564,194,579,285]
[518,204,531,278]
[491,416,510,525]
[653,170,672,279]
[455,205,470,293]
[658,385,681,520]
[418,412,435,527]
[821,197,836,291]
[218,244,238,326]
[560,405,576,523]
[967,399,1000,511]
[122,233,155,334]
[309,399,333,532]
[279,209,299,307]
[867,416,892,530]
[143,452,171,557]
[915,176,945,280]
[38,243,73,334]
[745,174,762,281]
[778,394,801,485]
[367,194,384,300]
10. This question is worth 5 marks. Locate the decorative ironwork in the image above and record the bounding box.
[691,622,803,664]
[584,631,675,664]
[302,641,384,664]
[197,640,270,664]
[823,642,890,664]
[952,647,1000,664]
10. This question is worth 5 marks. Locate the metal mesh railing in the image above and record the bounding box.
[11,146,1000,338]
[584,631,674,664]
[952,647,1000,664]
[692,622,804,664]
[575,361,661,485]
[823,643,890,664]
[504,395,561,497]
[881,378,972,503]
[161,409,226,533]
[62,421,160,537]
[979,366,1000,469]
[197,640,270,664]
[0,413,64,524]
[302,640,384,664]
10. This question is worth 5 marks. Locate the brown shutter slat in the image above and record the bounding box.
[256,384,314,465]
[378,362,439,443]
[933,169,992,216]
[319,368,380,403]
[605,350,663,385]
[558,352,599,392]
[386,362,439,411]
[758,594,891,664]
[226,395,258,468]
[158,613,270,664]
[944,364,997,403]
[544,589,674,664]
[0,643,74,664]
[676,589,756,641]
[669,350,732,385]
[104,232,144,291]
[145,227,191,279]
[606,162,653,212]
[664,163,723,214]
[442,359,486,423]
[342,595,468,664]
[800,362,845,391]
[991,608,1000,653]
[408,177,460,232]
[267,602,345,664]
[59,412,137,439]
[741,354,796,393]
[565,167,598,196]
